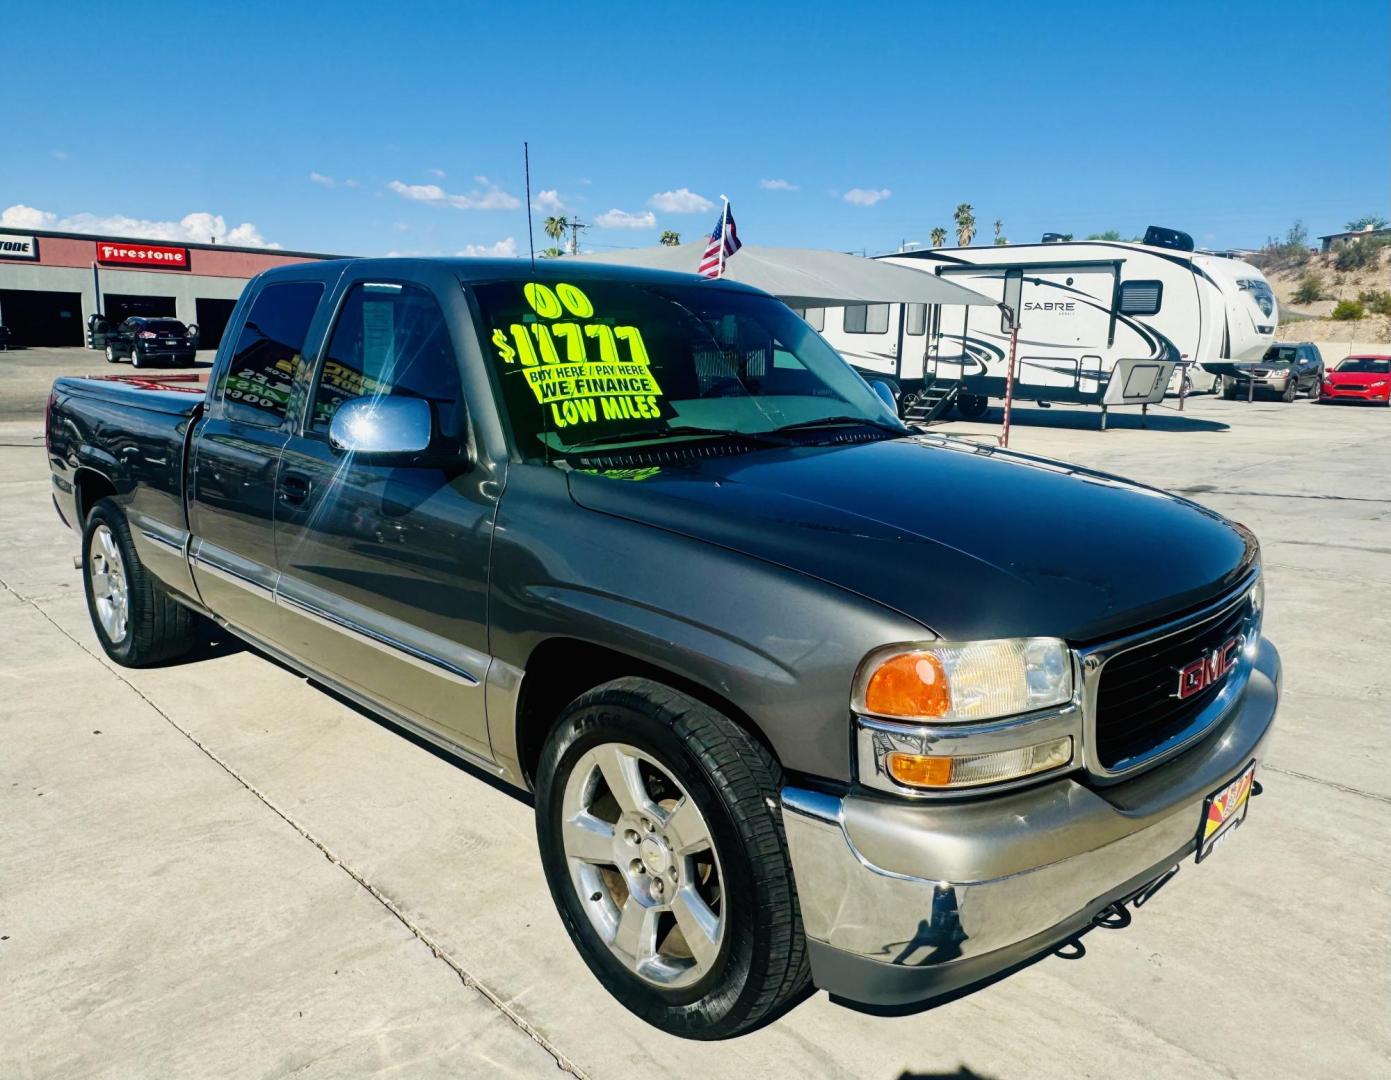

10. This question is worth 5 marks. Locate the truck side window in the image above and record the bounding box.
[219,281,324,427]
[309,282,463,437]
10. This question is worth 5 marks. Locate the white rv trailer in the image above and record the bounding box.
[813,226,1278,417]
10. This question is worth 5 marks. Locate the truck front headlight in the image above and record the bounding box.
[854,638,1073,722]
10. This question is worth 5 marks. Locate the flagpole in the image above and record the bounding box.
[717,195,730,277]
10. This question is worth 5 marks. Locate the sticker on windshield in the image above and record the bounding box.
[490,281,671,439]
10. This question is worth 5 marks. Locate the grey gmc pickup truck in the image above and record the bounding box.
[45,258,1280,1038]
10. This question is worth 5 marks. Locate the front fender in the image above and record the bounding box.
[486,466,925,781]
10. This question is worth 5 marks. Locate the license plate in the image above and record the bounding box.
[1195,760,1256,863]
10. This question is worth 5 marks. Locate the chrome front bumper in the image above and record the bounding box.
[781,637,1280,1007]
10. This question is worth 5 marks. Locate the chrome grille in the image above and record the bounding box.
[1082,578,1261,776]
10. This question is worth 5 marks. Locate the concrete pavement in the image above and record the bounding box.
[1,349,1388,1079]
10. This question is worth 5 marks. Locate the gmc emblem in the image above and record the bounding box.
[1175,636,1243,699]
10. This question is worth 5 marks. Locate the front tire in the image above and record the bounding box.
[1282,379,1297,402]
[104,344,118,363]
[82,499,197,666]
[130,346,143,369]
[535,678,808,1039]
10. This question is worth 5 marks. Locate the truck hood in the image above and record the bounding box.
[566,435,1257,643]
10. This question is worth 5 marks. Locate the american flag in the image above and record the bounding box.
[697,202,741,278]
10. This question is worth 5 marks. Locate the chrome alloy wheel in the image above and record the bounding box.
[560,742,725,988]
[89,523,129,643]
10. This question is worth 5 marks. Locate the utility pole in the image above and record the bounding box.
[566,217,589,255]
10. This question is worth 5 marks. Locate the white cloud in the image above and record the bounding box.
[457,237,519,258]
[51,149,70,161]
[648,188,713,214]
[310,171,359,189]
[0,204,51,228]
[534,189,567,213]
[844,187,891,207]
[428,167,446,178]
[387,178,521,210]
[596,208,657,229]
[760,178,797,191]
[0,203,279,247]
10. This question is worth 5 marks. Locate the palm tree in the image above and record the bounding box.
[954,204,976,247]
[540,246,564,258]
[543,216,569,252]
[659,230,681,247]
[930,227,947,248]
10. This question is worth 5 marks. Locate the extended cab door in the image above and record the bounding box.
[187,273,338,644]
[270,268,498,758]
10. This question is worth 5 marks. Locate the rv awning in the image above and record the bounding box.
[573,244,996,309]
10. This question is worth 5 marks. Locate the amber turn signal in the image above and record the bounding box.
[885,751,954,787]
[885,737,1073,790]
[864,651,950,719]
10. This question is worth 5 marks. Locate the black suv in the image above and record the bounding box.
[102,317,198,368]
[1224,343,1324,401]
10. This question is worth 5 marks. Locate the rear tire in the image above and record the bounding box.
[82,499,198,666]
[535,677,809,1039]
[1306,378,1321,399]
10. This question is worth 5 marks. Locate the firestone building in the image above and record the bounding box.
[0,227,340,349]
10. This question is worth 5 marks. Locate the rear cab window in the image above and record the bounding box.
[217,280,325,427]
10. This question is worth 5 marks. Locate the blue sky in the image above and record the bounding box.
[5,0,1388,257]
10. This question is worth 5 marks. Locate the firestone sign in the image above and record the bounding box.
[95,241,190,270]
[0,234,38,259]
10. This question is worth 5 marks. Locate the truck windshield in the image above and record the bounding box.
[144,320,188,334]
[471,278,902,457]
[1262,346,1298,363]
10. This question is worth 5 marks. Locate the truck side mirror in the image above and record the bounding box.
[328,396,434,457]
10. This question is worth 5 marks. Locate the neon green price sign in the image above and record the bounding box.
[491,282,666,430]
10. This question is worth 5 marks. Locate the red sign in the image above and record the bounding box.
[95,241,190,270]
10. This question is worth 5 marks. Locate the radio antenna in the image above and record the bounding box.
[524,141,536,273]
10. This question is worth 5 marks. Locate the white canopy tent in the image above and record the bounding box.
[573,243,995,309]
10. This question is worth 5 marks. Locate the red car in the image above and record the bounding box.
[1320,355,1391,406]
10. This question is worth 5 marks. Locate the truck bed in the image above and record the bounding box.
[47,373,209,602]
